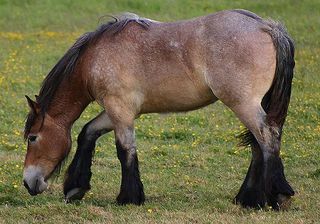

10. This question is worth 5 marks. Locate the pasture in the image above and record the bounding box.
[0,0,319,223]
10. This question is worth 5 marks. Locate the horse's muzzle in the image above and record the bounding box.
[23,165,48,196]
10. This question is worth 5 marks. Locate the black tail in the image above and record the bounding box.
[239,20,295,146]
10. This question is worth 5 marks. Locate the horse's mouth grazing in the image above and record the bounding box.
[24,178,48,196]
[23,174,48,196]
[24,159,64,196]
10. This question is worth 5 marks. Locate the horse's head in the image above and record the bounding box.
[23,96,71,196]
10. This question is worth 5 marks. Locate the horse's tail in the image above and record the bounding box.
[239,19,295,146]
[262,21,295,128]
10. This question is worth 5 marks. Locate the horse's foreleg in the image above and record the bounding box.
[64,111,112,202]
[114,123,145,205]
[102,96,145,205]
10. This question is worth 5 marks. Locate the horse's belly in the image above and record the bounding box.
[140,83,217,113]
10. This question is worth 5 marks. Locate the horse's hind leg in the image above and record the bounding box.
[231,102,294,210]
[64,111,112,202]
[234,140,265,208]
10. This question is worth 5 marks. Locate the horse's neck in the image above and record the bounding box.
[46,73,91,129]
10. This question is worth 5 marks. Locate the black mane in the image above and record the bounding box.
[24,13,150,139]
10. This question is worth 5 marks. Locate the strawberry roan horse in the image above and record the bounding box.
[23,9,295,210]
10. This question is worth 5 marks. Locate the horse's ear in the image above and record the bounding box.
[25,95,39,114]
[35,95,39,102]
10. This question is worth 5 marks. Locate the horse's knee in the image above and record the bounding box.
[78,123,92,141]
[78,111,113,143]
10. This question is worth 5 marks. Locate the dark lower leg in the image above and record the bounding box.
[235,144,294,209]
[116,140,145,205]
[234,141,267,208]
[231,103,294,210]
[64,123,108,201]
[263,152,294,210]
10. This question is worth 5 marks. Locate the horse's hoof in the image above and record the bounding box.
[234,188,267,209]
[278,194,292,210]
[116,189,145,205]
[272,194,292,210]
[65,188,86,203]
[116,197,144,206]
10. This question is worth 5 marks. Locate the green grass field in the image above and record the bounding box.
[0,0,319,223]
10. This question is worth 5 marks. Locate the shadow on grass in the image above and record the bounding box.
[310,169,320,178]
[0,190,65,207]
[0,196,28,206]
[84,197,117,207]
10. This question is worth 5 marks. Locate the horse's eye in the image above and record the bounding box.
[28,135,37,143]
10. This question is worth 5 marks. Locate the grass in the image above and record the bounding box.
[0,0,319,223]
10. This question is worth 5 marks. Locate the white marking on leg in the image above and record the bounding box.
[116,127,137,167]
[86,111,114,135]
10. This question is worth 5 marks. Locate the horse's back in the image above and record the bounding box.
[84,10,276,114]
[148,10,276,111]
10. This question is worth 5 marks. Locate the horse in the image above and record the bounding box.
[23,9,295,210]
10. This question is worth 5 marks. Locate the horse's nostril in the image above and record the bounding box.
[23,180,38,196]
[35,179,39,192]
[23,180,30,191]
